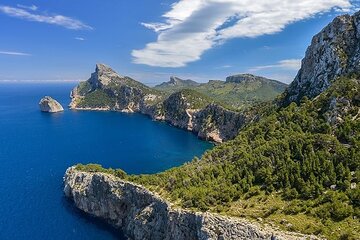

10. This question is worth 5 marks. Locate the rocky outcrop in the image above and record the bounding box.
[226,74,278,84]
[64,167,318,240]
[39,96,64,113]
[70,64,252,142]
[283,11,360,104]
[193,104,247,142]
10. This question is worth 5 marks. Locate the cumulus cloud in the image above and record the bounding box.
[0,5,92,30]
[249,59,302,72]
[75,37,85,41]
[0,51,31,56]
[132,0,353,67]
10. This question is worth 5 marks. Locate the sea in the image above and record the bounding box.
[0,82,213,240]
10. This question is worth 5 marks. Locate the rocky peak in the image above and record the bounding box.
[89,63,125,89]
[283,11,360,104]
[169,76,182,85]
[156,76,199,88]
[225,74,271,83]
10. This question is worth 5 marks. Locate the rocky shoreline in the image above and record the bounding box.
[68,64,254,143]
[64,167,319,240]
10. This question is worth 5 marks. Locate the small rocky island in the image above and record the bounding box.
[39,96,64,113]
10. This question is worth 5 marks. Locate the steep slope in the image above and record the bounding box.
[283,11,360,104]
[70,63,163,112]
[65,166,318,240]
[155,74,287,109]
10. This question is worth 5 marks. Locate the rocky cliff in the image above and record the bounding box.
[70,64,252,142]
[64,167,317,240]
[283,11,360,104]
[39,96,64,113]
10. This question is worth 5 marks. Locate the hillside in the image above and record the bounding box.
[154,76,200,92]
[67,10,360,240]
[155,74,287,109]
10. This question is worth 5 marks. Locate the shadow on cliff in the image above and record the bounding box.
[61,196,127,239]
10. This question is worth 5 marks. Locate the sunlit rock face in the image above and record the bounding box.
[283,11,360,104]
[64,167,317,240]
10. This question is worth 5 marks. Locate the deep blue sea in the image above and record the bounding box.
[0,83,213,240]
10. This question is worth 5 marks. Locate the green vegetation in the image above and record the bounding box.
[78,89,116,108]
[177,89,213,109]
[195,80,287,109]
[75,163,126,179]
[108,76,163,96]
[76,77,360,239]
[155,78,287,109]
[77,81,93,95]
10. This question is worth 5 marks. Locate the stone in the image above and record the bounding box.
[39,96,64,113]
[283,11,360,104]
[64,167,320,240]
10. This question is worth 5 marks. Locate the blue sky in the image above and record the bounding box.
[0,0,359,85]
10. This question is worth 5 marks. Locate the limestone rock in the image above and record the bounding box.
[283,11,360,104]
[64,167,319,240]
[39,96,64,113]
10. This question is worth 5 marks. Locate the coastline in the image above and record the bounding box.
[64,167,320,240]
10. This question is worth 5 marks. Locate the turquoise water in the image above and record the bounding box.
[0,83,213,239]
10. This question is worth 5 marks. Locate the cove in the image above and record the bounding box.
[0,83,213,240]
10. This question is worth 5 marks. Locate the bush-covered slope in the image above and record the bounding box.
[77,77,360,239]
[155,75,287,109]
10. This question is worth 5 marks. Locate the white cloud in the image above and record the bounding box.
[0,51,31,56]
[132,0,353,67]
[16,4,38,11]
[75,37,85,41]
[249,59,302,72]
[0,5,93,30]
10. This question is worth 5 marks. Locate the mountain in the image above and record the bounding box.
[70,64,254,142]
[66,10,360,240]
[196,74,287,109]
[155,74,287,109]
[283,11,360,104]
[70,63,163,112]
[154,76,200,91]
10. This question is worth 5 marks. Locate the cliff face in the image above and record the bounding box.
[284,11,360,104]
[39,96,64,113]
[70,64,251,142]
[64,167,316,240]
[193,104,247,142]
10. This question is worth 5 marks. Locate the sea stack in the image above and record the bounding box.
[39,96,64,113]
